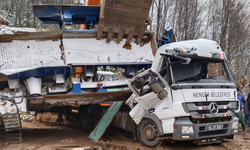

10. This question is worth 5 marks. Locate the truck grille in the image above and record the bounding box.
[198,123,229,137]
[190,116,231,124]
[185,101,238,123]
[193,101,230,106]
[198,129,228,137]
[196,109,228,114]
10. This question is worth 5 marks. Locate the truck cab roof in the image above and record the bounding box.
[152,39,225,71]
[159,38,223,54]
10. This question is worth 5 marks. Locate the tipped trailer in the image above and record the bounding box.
[0,0,155,143]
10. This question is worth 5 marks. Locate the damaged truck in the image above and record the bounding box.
[125,39,239,147]
[0,0,239,147]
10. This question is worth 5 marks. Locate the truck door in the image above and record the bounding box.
[127,68,173,147]
[127,68,171,111]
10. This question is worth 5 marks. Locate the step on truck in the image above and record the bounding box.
[125,39,239,147]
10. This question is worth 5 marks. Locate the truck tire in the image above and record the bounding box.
[80,107,104,132]
[80,110,92,132]
[137,118,160,147]
[92,108,104,128]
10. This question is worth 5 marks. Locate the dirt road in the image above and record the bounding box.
[0,121,250,150]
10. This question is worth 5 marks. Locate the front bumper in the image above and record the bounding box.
[172,116,238,143]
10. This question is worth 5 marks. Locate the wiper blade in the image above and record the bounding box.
[160,53,191,65]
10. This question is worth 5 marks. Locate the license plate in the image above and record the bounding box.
[207,125,222,131]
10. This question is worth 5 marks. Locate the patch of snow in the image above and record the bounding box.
[0,40,64,72]
[0,38,154,75]
[63,38,154,64]
[0,25,36,35]
[0,68,32,75]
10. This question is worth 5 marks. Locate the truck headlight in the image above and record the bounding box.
[232,121,238,129]
[181,126,194,134]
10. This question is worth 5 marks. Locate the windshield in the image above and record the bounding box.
[159,55,234,85]
[172,58,232,84]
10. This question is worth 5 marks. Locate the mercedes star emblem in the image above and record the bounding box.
[208,102,219,114]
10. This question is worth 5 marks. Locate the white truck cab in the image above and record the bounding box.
[126,39,239,147]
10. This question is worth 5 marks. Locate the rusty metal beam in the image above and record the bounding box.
[43,90,132,105]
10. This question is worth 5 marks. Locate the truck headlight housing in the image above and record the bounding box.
[181,126,194,134]
[232,121,238,129]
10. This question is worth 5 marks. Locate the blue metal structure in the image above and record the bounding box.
[32,5,153,76]
[157,27,175,47]
[67,81,87,94]
[33,5,100,29]
[7,66,71,81]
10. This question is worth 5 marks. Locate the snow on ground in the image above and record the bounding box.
[0,25,36,35]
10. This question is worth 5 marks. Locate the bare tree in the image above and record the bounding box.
[206,0,250,87]
[165,0,206,41]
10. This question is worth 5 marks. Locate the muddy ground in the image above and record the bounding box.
[0,120,250,150]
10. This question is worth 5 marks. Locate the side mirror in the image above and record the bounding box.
[158,90,168,100]
[149,78,168,100]
[149,78,163,93]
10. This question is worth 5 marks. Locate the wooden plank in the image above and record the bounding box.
[88,141,128,149]
[0,31,62,42]
[56,145,96,150]
[44,90,132,100]
[89,101,124,141]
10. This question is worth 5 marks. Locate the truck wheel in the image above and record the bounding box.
[81,110,92,132]
[92,108,104,128]
[137,118,160,147]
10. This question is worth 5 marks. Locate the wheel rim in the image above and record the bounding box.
[137,119,160,147]
[143,124,157,141]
